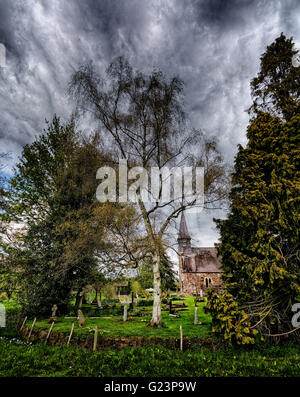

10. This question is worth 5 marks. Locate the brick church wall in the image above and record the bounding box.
[181,272,222,295]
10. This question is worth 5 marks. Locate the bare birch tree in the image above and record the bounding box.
[69,57,228,327]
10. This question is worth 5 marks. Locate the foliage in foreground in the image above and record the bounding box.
[205,290,259,345]
[0,338,299,377]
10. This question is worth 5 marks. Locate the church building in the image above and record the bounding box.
[177,212,223,295]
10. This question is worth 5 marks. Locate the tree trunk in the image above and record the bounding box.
[92,289,98,304]
[97,289,102,308]
[137,199,162,327]
[75,290,81,309]
[82,294,87,305]
[150,251,162,327]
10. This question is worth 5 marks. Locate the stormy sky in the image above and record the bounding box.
[0,0,299,247]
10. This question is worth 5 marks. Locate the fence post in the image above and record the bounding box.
[27,317,36,340]
[45,321,54,345]
[20,316,27,331]
[67,323,74,346]
[93,325,98,351]
[180,325,183,351]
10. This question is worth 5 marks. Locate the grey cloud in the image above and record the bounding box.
[0,0,25,61]
[0,0,299,244]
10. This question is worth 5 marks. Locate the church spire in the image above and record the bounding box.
[178,211,191,239]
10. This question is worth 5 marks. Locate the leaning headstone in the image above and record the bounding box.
[123,305,128,322]
[77,309,85,328]
[169,313,181,318]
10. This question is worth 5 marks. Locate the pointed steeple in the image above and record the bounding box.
[178,211,191,239]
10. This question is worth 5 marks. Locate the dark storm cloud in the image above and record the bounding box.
[195,0,258,28]
[0,0,299,244]
[0,0,24,61]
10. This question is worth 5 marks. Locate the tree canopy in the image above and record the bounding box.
[3,117,117,315]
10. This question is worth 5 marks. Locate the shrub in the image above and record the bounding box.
[205,289,259,345]
[0,292,8,301]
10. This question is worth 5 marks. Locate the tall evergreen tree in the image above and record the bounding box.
[250,33,300,121]
[209,35,300,341]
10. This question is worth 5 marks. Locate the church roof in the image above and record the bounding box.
[182,247,222,273]
[178,212,191,239]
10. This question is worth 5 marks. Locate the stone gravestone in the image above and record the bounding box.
[77,309,86,328]
[193,301,202,325]
[123,305,128,322]
[52,304,57,317]
[194,305,198,325]
[48,304,58,323]
[0,303,5,328]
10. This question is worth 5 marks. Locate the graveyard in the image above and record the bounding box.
[13,295,212,341]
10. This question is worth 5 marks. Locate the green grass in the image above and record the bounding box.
[21,296,212,339]
[0,338,299,377]
[1,297,299,377]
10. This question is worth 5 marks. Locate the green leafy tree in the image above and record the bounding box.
[0,153,23,302]
[5,117,111,316]
[210,35,300,341]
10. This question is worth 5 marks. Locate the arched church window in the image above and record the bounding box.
[205,278,212,288]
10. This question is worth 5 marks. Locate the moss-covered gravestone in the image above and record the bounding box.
[77,309,85,328]
[48,304,58,323]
